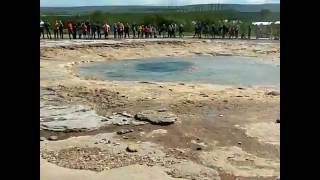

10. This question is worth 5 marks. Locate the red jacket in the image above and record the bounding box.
[67,23,73,32]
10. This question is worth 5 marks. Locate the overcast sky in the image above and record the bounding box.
[40,0,280,7]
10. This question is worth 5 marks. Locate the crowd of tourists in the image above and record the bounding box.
[192,21,251,39]
[40,19,252,40]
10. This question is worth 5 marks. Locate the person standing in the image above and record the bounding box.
[120,22,124,39]
[218,25,223,38]
[235,24,240,39]
[211,24,215,39]
[96,24,101,39]
[82,22,88,39]
[85,21,91,39]
[131,23,137,38]
[174,24,177,38]
[193,23,198,38]
[138,25,143,38]
[44,20,52,39]
[160,24,165,38]
[54,20,60,39]
[248,25,251,40]
[117,22,122,39]
[58,20,64,39]
[205,24,210,38]
[179,24,184,38]
[40,20,45,39]
[91,23,97,39]
[228,25,233,39]
[149,25,153,38]
[77,22,82,39]
[103,22,110,39]
[72,23,77,39]
[168,24,172,38]
[67,19,73,40]
[222,24,227,39]
[144,25,149,38]
[124,23,130,38]
[112,23,117,39]
[153,26,157,38]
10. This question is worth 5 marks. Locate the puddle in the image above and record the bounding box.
[78,56,280,88]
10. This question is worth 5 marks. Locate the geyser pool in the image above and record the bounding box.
[77,56,280,87]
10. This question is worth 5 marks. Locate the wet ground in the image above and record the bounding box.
[40,39,280,180]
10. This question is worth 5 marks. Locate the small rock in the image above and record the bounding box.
[117,129,134,135]
[159,86,164,88]
[135,110,177,125]
[48,136,58,141]
[157,108,168,112]
[266,91,280,96]
[219,114,224,117]
[169,89,173,91]
[139,81,153,84]
[40,137,47,141]
[132,121,148,126]
[196,147,202,151]
[238,141,242,145]
[119,112,133,118]
[106,140,111,144]
[126,144,138,152]
[237,87,246,90]
[200,93,209,97]
[276,119,280,123]
[151,129,168,135]
[94,142,98,144]
[185,100,194,104]
[114,142,120,146]
[179,83,185,85]
[175,149,185,154]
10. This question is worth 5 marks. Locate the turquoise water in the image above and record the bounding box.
[78,56,280,87]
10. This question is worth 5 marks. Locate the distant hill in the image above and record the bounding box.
[40,3,280,15]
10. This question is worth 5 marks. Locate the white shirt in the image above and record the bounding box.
[40,21,44,28]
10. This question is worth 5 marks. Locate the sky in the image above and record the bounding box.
[40,0,280,7]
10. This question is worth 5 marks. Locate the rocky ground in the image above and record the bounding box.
[40,38,280,180]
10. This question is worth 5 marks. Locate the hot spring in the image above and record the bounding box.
[77,56,280,88]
